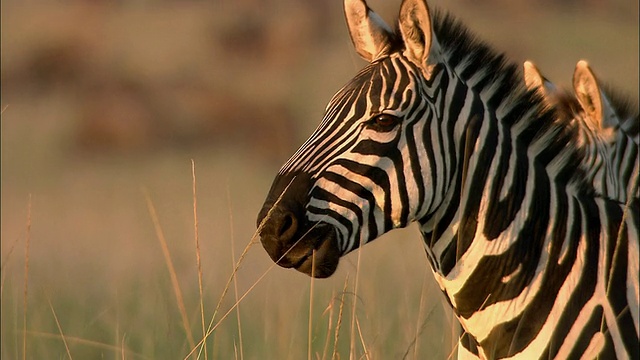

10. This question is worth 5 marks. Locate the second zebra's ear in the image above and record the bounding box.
[523,61,546,93]
[573,60,604,128]
[398,0,432,68]
[344,0,395,62]
[523,61,557,99]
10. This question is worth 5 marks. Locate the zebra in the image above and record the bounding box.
[523,60,639,204]
[256,0,640,358]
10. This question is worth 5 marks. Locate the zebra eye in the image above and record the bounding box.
[370,114,400,131]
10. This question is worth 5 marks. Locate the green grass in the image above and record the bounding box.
[0,143,454,359]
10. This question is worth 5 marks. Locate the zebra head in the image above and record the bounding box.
[523,59,639,203]
[257,0,451,278]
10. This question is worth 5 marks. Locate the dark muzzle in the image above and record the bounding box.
[257,172,341,278]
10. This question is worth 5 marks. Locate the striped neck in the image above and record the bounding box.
[415,10,572,274]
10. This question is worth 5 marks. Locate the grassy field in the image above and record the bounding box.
[1,0,638,359]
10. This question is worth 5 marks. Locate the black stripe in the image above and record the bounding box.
[320,171,378,240]
[453,99,498,265]
[444,79,468,185]
[603,200,639,357]
[351,134,411,228]
[333,159,394,232]
[455,157,550,320]
[406,102,427,216]
[305,205,353,244]
[483,109,528,240]
[564,306,613,360]
[420,111,438,215]
[438,100,484,274]
[480,193,598,358]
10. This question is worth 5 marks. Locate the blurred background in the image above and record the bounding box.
[1,0,638,359]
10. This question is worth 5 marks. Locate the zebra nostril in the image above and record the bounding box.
[276,211,298,243]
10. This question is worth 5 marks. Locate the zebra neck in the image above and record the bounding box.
[414,12,572,281]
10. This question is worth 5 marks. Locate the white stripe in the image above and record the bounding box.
[499,235,587,360]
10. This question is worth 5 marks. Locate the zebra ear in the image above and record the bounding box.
[398,0,432,68]
[344,0,395,62]
[523,61,557,99]
[523,61,546,93]
[573,60,604,129]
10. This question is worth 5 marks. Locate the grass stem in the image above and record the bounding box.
[143,189,196,352]
[226,182,244,360]
[46,292,73,359]
[22,194,31,360]
[191,160,208,360]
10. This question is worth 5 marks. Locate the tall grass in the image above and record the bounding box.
[1,152,453,359]
[22,195,31,360]
[144,189,196,352]
[192,160,208,360]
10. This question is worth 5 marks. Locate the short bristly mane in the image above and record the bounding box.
[426,10,557,127]
[395,8,587,187]
[601,82,640,126]
[554,89,585,122]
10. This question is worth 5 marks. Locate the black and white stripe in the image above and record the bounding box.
[524,60,639,205]
[257,0,639,358]
[572,61,640,203]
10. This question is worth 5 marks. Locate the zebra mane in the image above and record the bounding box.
[392,8,590,189]
[428,9,519,84]
[390,8,560,128]
[600,82,640,122]
[394,8,579,132]
[553,89,585,122]
[425,9,546,122]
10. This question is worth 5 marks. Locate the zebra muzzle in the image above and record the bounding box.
[257,204,341,278]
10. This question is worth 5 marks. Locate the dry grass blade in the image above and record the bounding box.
[1,104,8,115]
[309,250,316,360]
[446,331,462,360]
[1,230,23,298]
[143,189,196,352]
[196,231,255,360]
[332,276,349,360]
[192,177,297,359]
[403,269,437,360]
[450,311,457,354]
[121,333,127,360]
[206,178,294,327]
[1,230,23,272]
[191,160,208,360]
[321,290,336,360]
[187,258,280,360]
[226,183,244,360]
[115,290,120,360]
[45,292,73,359]
[349,242,364,359]
[189,177,333,359]
[413,269,428,359]
[354,316,369,360]
[403,306,438,360]
[592,306,632,360]
[189,214,334,359]
[23,194,32,360]
[27,331,148,359]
